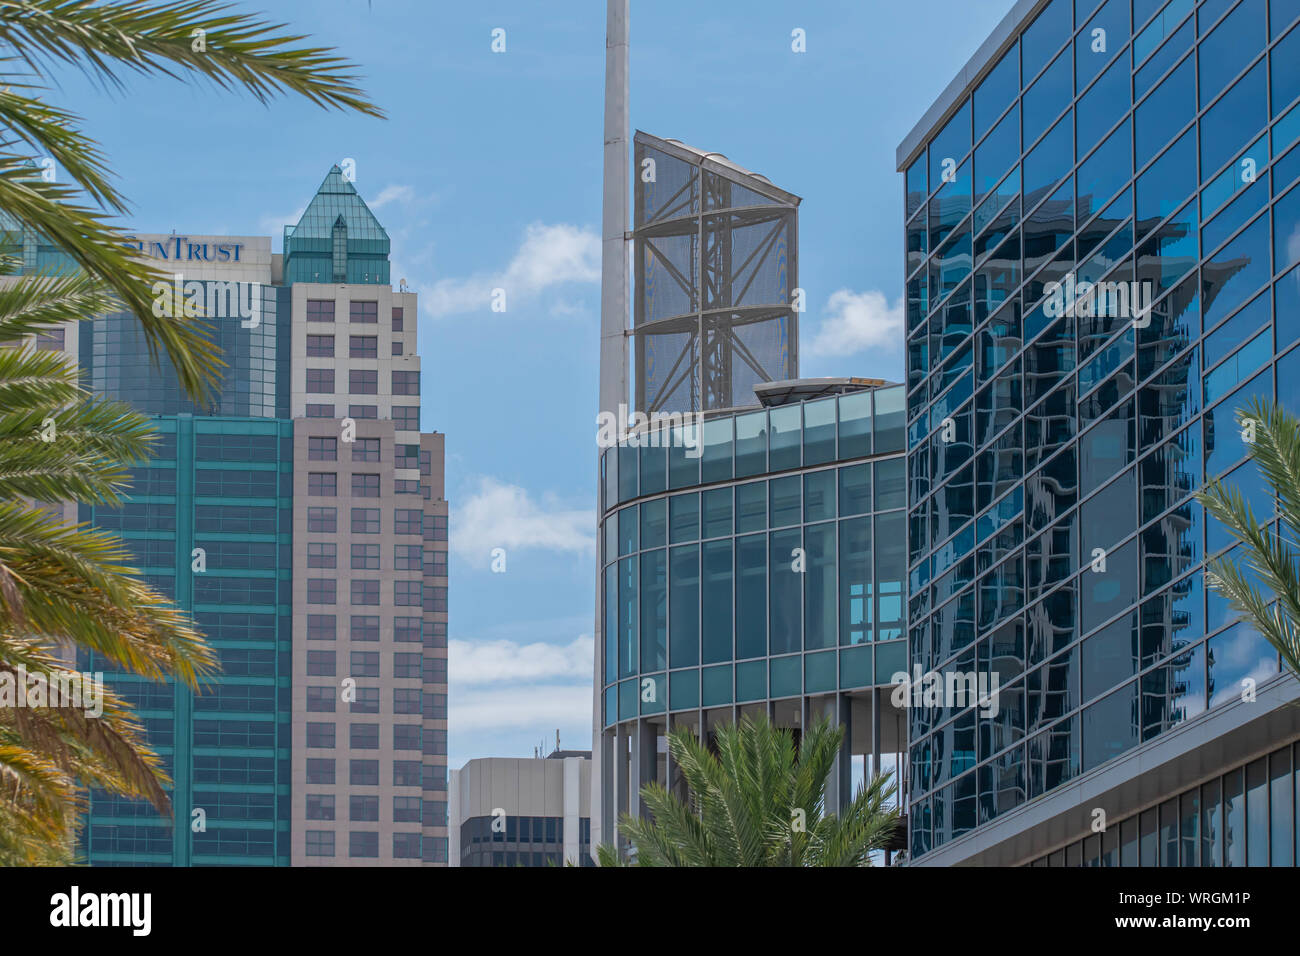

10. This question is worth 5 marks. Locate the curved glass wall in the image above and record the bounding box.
[903,0,1300,859]
[598,386,907,727]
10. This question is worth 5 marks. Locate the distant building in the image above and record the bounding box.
[449,751,593,866]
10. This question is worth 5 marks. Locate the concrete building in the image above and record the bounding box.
[449,751,593,867]
[7,167,450,865]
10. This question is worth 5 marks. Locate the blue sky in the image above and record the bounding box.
[61,0,1012,768]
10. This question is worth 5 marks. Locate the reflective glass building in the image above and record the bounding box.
[595,381,911,851]
[898,0,1300,864]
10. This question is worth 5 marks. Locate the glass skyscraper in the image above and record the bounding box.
[7,167,450,865]
[595,380,911,851]
[899,0,1300,864]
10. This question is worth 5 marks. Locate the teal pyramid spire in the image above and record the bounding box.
[283,165,390,285]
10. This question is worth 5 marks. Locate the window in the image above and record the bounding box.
[350,615,379,642]
[307,506,337,533]
[306,758,335,784]
[394,653,422,679]
[392,341,403,356]
[394,688,422,714]
[307,299,335,322]
[396,479,420,495]
[424,658,447,684]
[394,444,419,470]
[306,334,334,357]
[427,693,447,719]
[349,335,378,359]
[306,368,334,393]
[349,831,380,859]
[391,306,404,330]
[393,370,420,395]
[394,617,422,643]
[426,729,448,755]
[351,687,380,714]
[393,406,419,431]
[307,650,336,677]
[394,796,420,822]
[307,614,335,641]
[306,795,335,821]
[351,651,380,678]
[394,545,421,570]
[307,542,336,568]
[428,551,448,576]
[348,404,377,419]
[426,622,447,646]
[352,438,380,462]
[351,543,380,570]
[308,472,336,496]
[350,759,379,786]
[394,509,422,535]
[394,760,422,787]
[350,795,379,822]
[306,722,335,748]
[306,686,335,713]
[305,830,334,857]
[351,580,380,606]
[308,437,337,461]
[349,369,378,394]
[429,514,448,541]
[305,404,334,418]
[427,586,447,613]
[352,473,380,498]
[349,300,378,323]
[393,725,421,750]
[307,578,336,605]
[35,328,65,351]
[352,508,380,534]
[351,724,379,749]
[395,580,422,607]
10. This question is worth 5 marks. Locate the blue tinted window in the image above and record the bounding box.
[1274,22,1300,118]
[1136,55,1194,169]
[1077,55,1129,153]
[930,101,972,194]
[1136,127,1197,234]
[1273,0,1300,39]
[1076,0,1129,91]
[1134,0,1194,61]
[1023,49,1072,149]
[1200,62,1268,182]
[975,46,1020,139]
[1078,119,1132,220]
[1025,114,1074,208]
[1201,213,1271,329]
[1134,14,1194,99]
[1276,182,1300,273]
[1199,0,1266,109]
[908,153,928,219]
[1022,0,1073,82]
[976,105,1020,206]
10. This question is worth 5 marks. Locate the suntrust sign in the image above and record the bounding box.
[124,235,244,263]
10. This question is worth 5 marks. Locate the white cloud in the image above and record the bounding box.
[450,634,593,686]
[450,682,593,733]
[370,184,416,210]
[452,475,594,568]
[804,288,904,357]
[424,222,599,317]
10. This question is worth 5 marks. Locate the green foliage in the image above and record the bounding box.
[597,713,900,867]
[1196,397,1300,678]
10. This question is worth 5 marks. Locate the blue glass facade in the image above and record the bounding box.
[902,0,1300,859]
[598,385,908,725]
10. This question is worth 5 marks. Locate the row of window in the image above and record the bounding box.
[306,542,444,573]
[304,758,432,787]
[304,299,400,326]
[304,830,424,859]
[305,578,432,607]
[303,404,420,430]
[305,368,420,395]
[304,687,447,717]
[305,614,447,644]
[305,651,444,681]
[305,506,424,534]
[305,793,444,824]
[305,723,447,752]
[307,436,420,464]
[306,334,405,358]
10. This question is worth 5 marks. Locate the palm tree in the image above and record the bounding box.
[0,270,219,864]
[596,713,901,867]
[0,1,383,861]
[0,0,384,402]
[1196,396,1300,677]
